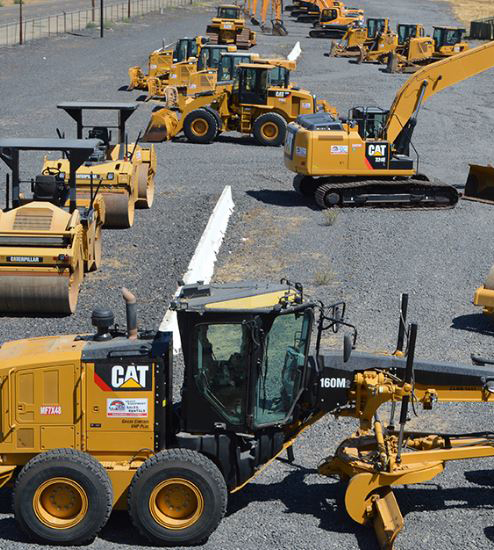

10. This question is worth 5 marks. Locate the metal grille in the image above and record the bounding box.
[13,209,54,231]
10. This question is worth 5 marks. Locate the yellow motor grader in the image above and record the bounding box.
[206,5,256,49]
[128,36,208,91]
[285,40,494,209]
[2,282,494,549]
[0,138,105,314]
[43,103,156,229]
[143,61,335,146]
[309,1,364,39]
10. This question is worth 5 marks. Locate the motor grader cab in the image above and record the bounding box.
[143,61,336,146]
[433,26,468,57]
[0,138,104,314]
[329,17,388,57]
[128,36,208,91]
[285,40,494,209]
[43,102,156,229]
[309,2,364,39]
[206,4,257,49]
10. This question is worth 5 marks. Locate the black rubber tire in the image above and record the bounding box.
[252,112,287,146]
[128,448,227,546]
[200,106,222,137]
[183,109,218,144]
[13,449,112,545]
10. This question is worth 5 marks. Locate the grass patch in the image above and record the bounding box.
[103,20,113,29]
[322,209,339,226]
[86,21,97,28]
[13,0,22,4]
[121,17,131,23]
[313,269,334,286]
[0,2,4,7]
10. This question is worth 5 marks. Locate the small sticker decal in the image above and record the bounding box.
[150,64,157,69]
[302,102,311,109]
[8,256,42,263]
[40,405,62,415]
[107,398,148,418]
[330,145,348,155]
[296,146,307,157]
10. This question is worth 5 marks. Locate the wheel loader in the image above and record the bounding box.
[206,5,256,49]
[3,282,494,549]
[142,61,335,146]
[309,2,364,39]
[43,103,156,230]
[0,138,105,314]
[329,17,390,58]
[285,40,494,209]
[128,36,208,91]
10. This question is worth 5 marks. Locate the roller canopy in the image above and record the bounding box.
[0,138,102,152]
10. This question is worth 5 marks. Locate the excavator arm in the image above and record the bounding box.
[385,39,494,145]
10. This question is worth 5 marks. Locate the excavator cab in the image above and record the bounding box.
[217,5,242,19]
[349,107,388,139]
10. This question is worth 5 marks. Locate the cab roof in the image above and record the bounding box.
[171,281,305,313]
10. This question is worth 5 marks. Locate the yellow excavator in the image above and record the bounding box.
[2,282,494,549]
[248,0,287,35]
[43,103,156,229]
[309,1,364,39]
[143,60,335,146]
[206,5,256,49]
[0,139,105,314]
[284,40,494,208]
[128,36,208,91]
[329,17,391,58]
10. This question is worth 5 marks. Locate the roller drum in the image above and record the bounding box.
[103,192,135,229]
[135,164,155,209]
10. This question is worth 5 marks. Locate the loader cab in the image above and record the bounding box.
[432,26,465,48]
[349,107,388,139]
[197,45,231,71]
[237,64,272,105]
[367,18,386,39]
[397,24,424,45]
[173,282,314,435]
[216,5,242,20]
[268,65,290,88]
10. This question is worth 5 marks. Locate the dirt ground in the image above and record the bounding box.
[443,0,494,25]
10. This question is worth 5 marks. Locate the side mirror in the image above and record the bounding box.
[343,333,353,363]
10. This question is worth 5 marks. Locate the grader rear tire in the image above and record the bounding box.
[128,449,227,546]
[135,164,155,209]
[13,449,113,545]
[103,192,135,229]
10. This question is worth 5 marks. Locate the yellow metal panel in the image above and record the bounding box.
[40,426,75,450]
[86,431,153,452]
[205,289,294,310]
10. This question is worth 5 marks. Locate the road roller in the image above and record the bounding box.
[0,138,105,314]
[43,102,156,229]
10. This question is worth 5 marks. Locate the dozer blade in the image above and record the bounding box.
[142,108,180,142]
[462,164,494,204]
[373,489,404,550]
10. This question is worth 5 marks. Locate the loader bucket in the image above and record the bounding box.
[463,164,494,202]
[142,108,180,142]
[373,489,404,550]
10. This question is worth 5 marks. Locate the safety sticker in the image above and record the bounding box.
[330,145,348,155]
[296,146,307,157]
[40,405,62,415]
[302,102,311,109]
[150,64,157,69]
[107,398,148,418]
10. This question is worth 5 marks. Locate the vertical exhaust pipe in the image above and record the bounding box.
[122,287,138,340]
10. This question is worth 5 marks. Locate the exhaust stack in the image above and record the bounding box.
[122,287,138,340]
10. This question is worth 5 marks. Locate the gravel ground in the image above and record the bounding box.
[1,0,494,548]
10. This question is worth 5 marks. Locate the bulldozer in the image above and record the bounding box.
[0,138,105,314]
[2,282,494,549]
[142,61,335,146]
[206,5,256,49]
[329,17,391,58]
[284,39,494,209]
[128,36,208,91]
[309,2,364,39]
[43,102,156,229]
[433,25,468,57]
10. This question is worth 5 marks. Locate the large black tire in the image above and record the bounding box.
[252,112,287,146]
[183,109,218,144]
[128,448,227,546]
[200,106,222,137]
[13,449,112,545]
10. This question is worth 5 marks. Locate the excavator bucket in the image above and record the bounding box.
[463,164,494,203]
[142,108,180,142]
[373,489,404,550]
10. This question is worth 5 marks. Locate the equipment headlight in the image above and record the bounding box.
[107,172,114,180]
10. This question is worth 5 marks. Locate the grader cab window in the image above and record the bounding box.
[253,310,311,427]
[218,6,240,19]
[195,323,249,424]
[239,68,269,105]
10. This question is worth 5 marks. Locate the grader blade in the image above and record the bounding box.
[142,109,180,142]
[373,489,404,550]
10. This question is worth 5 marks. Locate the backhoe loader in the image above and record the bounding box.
[285,40,494,209]
[143,61,335,146]
[128,36,208,91]
[43,103,156,229]
[309,2,364,39]
[329,17,390,58]
[0,138,105,314]
[2,281,494,549]
[206,5,256,49]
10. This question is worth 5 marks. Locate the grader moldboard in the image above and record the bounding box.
[43,102,156,229]
[0,138,104,314]
[206,5,257,49]
[142,61,335,146]
[2,282,494,549]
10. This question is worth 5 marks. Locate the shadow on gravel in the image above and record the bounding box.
[464,469,494,487]
[451,313,494,336]
[246,189,319,210]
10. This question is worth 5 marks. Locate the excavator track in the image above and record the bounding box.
[309,27,347,39]
[295,176,459,208]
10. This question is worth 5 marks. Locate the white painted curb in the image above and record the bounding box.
[159,186,235,353]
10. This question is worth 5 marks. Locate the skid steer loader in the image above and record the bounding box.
[0,138,105,314]
[206,5,256,49]
[43,103,156,229]
[143,61,335,146]
[309,2,364,39]
[3,282,494,549]
[329,17,390,58]
[285,40,494,209]
[128,36,208,91]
